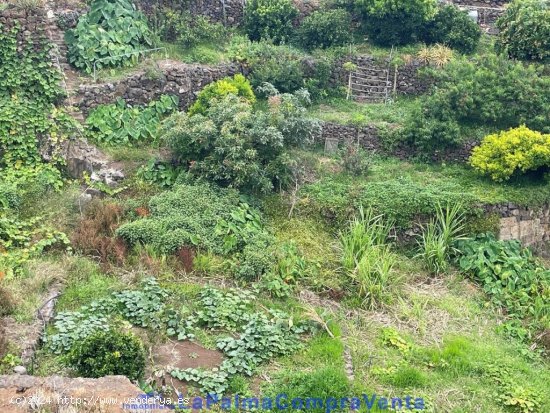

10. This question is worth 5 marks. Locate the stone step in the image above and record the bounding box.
[351,85,389,92]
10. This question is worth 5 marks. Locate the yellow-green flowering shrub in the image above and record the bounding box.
[470,125,550,181]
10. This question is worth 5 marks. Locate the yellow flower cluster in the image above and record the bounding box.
[470,125,550,182]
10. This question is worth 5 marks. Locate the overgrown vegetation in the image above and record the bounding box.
[496,0,550,62]
[2,0,550,410]
[397,55,550,155]
[66,0,154,73]
[85,95,178,146]
[456,235,550,344]
[161,86,320,193]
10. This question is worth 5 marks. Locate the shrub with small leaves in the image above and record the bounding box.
[188,74,255,116]
[295,9,353,50]
[66,330,146,380]
[244,0,298,44]
[421,5,481,54]
[496,0,550,62]
[470,126,550,182]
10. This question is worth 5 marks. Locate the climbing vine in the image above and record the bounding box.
[0,23,78,181]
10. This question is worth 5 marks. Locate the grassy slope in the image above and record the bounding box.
[263,194,550,413]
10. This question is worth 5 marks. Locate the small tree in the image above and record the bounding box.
[244,0,299,44]
[355,0,438,46]
[421,5,481,54]
[496,0,550,61]
[295,9,353,50]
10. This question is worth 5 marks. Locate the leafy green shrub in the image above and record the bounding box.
[421,4,481,54]
[66,330,146,380]
[496,0,550,61]
[416,203,466,275]
[295,9,353,50]
[162,88,319,193]
[232,41,306,93]
[229,40,337,99]
[244,0,298,44]
[302,175,476,229]
[470,126,550,182]
[340,144,372,176]
[85,95,178,146]
[340,207,397,309]
[66,0,154,73]
[456,234,550,339]
[162,95,284,193]
[188,74,255,116]
[157,9,228,48]
[117,183,245,253]
[400,55,550,155]
[355,0,438,46]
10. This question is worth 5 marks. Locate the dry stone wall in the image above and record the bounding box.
[0,5,48,42]
[487,204,550,249]
[320,121,475,162]
[76,61,241,114]
[451,0,508,7]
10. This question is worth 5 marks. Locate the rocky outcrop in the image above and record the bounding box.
[62,139,125,186]
[0,375,144,413]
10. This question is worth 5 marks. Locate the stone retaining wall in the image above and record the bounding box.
[451,0,508,7]
[76,61,241,114]
[320,121,475,162]
[488,204,550,248]
[0,5,48,45]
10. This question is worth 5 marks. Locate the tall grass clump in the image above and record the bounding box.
[416,203,467,275]
[340,207,397,309]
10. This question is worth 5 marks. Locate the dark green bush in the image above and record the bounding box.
[244,0,299,44]
[66,330,146,380]
[66,0,154,73]
[233,41,306,93]
[295,9,353,50]
[421,5,481,54]
[496,0,550,62]
[355,0,437,46]
[230,40,337,99]
[161,88,319,193]
[400,55,550,154]
[157,9,229,48]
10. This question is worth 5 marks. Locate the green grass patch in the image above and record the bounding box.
[309,96,420,127]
